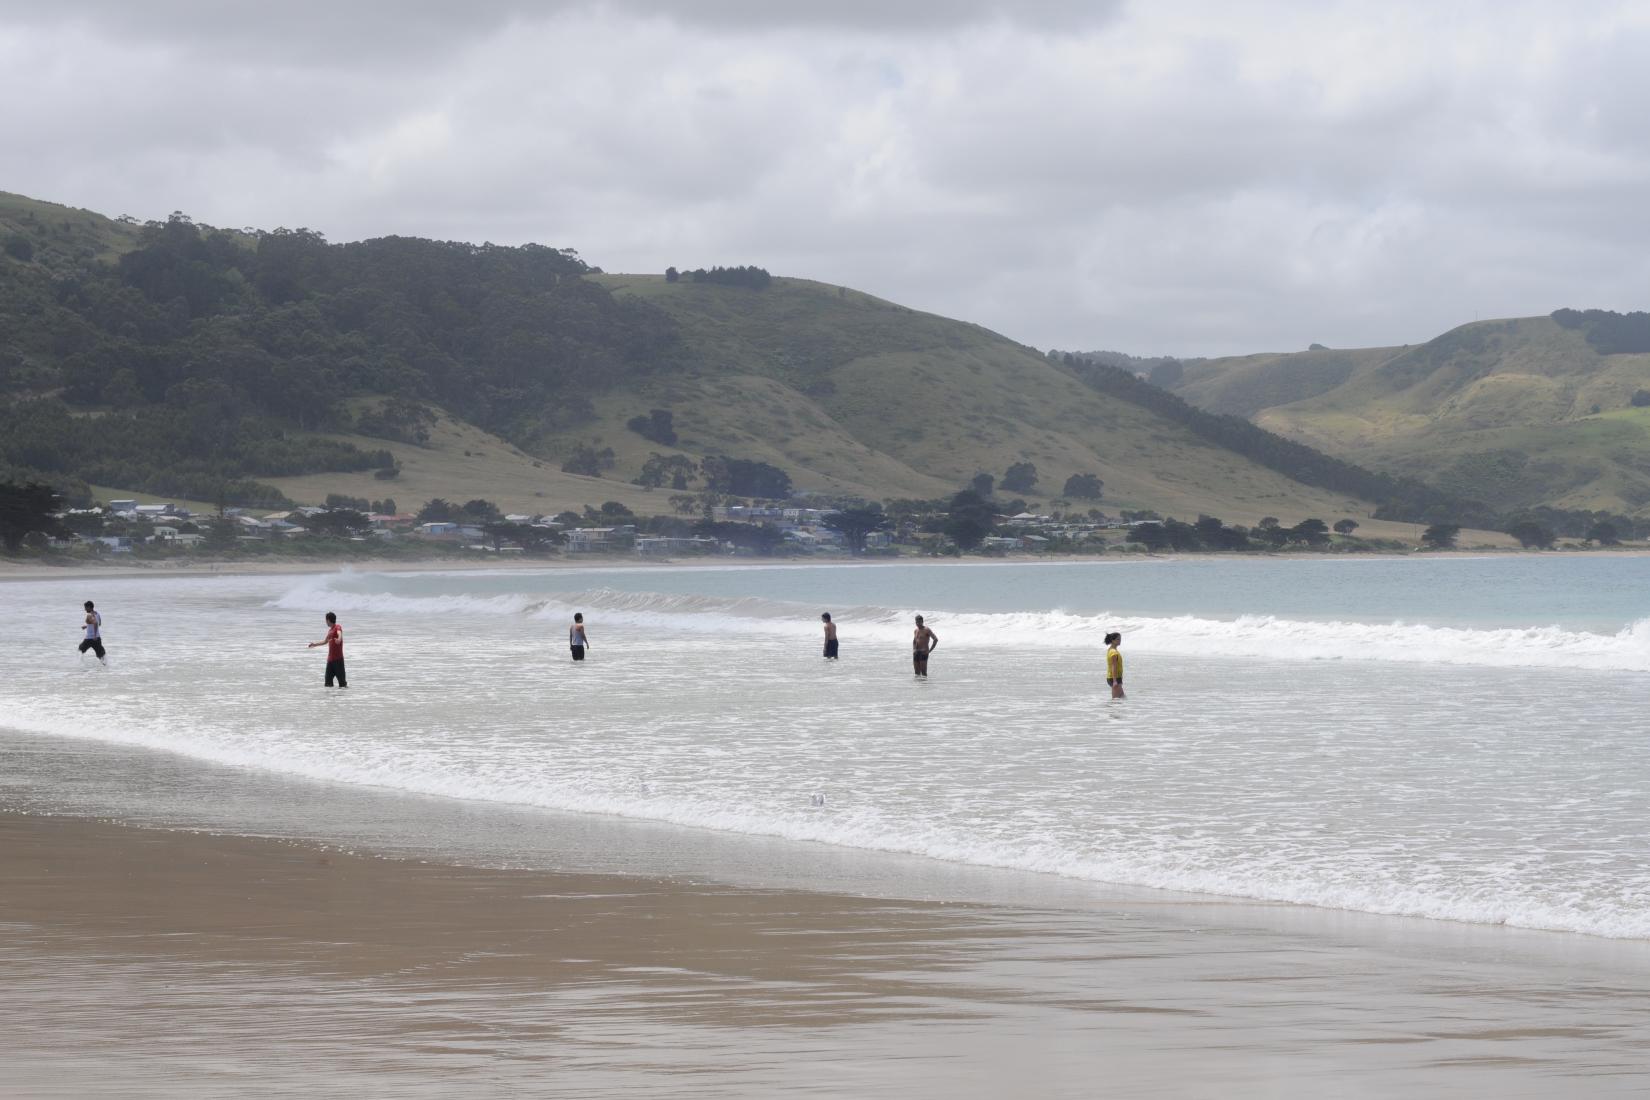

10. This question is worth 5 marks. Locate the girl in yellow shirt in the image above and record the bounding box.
[1105,632,1125,699]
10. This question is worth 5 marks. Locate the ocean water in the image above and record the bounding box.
[5,556,1650,939]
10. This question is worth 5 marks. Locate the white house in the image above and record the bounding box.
[635,536,719,556]
[567,526,636,553]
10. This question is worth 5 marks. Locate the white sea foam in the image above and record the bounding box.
[268,575,1650,672]
[3,693,1646,940]
[10,564,1650,943]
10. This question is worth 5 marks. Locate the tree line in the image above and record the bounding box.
[0,213,691,504]
[1551,308,1650,355]
[665,265,773,289]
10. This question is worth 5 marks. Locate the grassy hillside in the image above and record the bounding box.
[589,275,1400,525]
[264,411,684,517]
[1,188,1481,536]
[1174,345,1401,419]
[1166,316,1650,514]
[0,191,144,271]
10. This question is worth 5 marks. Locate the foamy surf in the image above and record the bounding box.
[2,694,1646,941]
[9,561,1650,944]
[268,574,1650,672]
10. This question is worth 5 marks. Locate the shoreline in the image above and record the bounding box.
[5,802,1649,1097]
[1,545,1639,582]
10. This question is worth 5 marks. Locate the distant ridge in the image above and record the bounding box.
[1159,312,1650,516]
[0,189,1477,533]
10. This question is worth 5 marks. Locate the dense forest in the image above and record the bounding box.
[0,213,687,503]
[1550,308,1650,354]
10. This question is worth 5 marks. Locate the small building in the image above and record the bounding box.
[567,526,636,553]
[635,536,720,556]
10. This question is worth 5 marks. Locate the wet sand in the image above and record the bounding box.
[4,811,1649,1098]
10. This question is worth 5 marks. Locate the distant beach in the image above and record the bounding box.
[0,544,1629,584]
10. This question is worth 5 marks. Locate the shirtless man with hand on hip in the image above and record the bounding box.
[912,615,938,677]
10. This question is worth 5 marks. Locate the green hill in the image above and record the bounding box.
[1162,314,1650,515]
[0,191,145,271]
[0,189,1487,537]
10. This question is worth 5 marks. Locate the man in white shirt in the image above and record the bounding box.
[78,600,106,663]
[569,613,590,661]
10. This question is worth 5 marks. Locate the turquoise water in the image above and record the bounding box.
[330,555,1650,630]
[4,555,1650,938]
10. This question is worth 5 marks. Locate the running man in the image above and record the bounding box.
[821,612,839,659]
[78,600,106,663]
[1105,631,1125,699]
[570,613,589,661]
[307,611,347,688]
[912,615,938,677]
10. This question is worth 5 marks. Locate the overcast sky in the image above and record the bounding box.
[4,0,1650,356]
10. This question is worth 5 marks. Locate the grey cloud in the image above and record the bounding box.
[3,1,1650,358]
[591,0,1123,31]
[0,0,531,59]
[0,0,1121,54]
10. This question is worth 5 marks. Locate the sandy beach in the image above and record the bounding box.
[0,542,1622,584]
[4,804,1650,1098]
[7,561,1650,1097]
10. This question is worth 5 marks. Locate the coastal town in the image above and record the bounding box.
[37,494,1178,560]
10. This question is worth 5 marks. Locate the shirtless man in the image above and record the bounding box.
[78,600,106,663]
[821,612,838,659]
[912,614,938,677]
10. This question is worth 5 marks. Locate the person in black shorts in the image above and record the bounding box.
[78,600,106,663]
[569,613,589,661]
[912,615,938,677]
[821,612,839,659]
[308,611,347,688]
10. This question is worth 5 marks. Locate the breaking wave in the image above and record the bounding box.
[269,574,1650,672]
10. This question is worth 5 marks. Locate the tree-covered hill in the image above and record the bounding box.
[0,204,685,504]
[2,189,1477,535]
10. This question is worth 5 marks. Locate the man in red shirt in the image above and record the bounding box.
[307,611,347,688]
